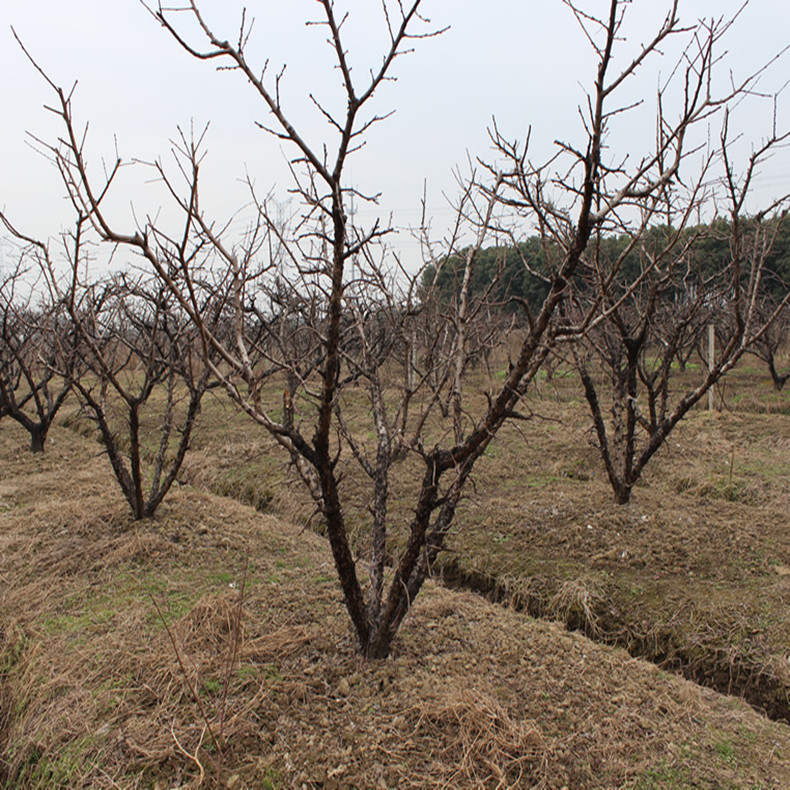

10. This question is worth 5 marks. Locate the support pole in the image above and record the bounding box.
[708,323,715,411]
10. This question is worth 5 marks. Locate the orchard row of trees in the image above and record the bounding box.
[428,215,790,502]
[1,0,789,657]
[3,210,787,507]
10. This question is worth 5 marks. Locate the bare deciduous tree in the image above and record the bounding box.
[68,270,217,520]
[569,132,789,503]
[16,0,788,655]
[747,298,790,391]
[0,219,77,452]
[4,212,220,520]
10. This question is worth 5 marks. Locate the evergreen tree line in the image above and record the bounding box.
[425,216,790,315]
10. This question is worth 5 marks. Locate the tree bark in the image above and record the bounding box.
[29,425,47,453]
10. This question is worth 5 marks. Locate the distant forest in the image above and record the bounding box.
[425,217,790,313]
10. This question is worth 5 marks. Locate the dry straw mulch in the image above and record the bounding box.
[1,422,789,788]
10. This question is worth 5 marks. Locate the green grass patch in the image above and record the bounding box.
[8,736,101,789]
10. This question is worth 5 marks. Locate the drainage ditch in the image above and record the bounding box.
[439,559,790,725]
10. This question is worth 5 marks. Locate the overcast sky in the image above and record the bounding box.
[2,0,790,272]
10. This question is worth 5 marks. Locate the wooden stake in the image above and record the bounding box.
[708,324,715,411]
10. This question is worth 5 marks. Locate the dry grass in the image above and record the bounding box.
[58,361,790,712]
[73,359,790,724]
[414,688,547,788]
[1,420,790,788]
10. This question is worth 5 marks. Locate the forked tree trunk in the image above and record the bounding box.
[767,357,789,391]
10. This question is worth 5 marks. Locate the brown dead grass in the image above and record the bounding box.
[412,687,546,787]
[168,363,790,727]
[432,379,790,722]
[1,421,789,788]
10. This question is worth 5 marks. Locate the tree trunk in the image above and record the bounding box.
[613,482,632,505]
[768,358,789,391]
[29,425,47,453]
[365,625,393,659]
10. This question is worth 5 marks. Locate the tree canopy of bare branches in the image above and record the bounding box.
[571,208,789,504]
[10,0,789,656]
[65,265,218,520]
[0,221,77,453]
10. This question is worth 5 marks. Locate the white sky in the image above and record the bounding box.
[2,0,790,273]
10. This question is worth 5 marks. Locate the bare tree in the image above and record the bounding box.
[747,298,790,391]
[5,212,221,519]
[71,272,217,520]
[0,221,77,452]
[569,133,790,503]
[16,0,787,655]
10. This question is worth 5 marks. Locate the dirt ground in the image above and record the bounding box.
[1,413,789,788]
